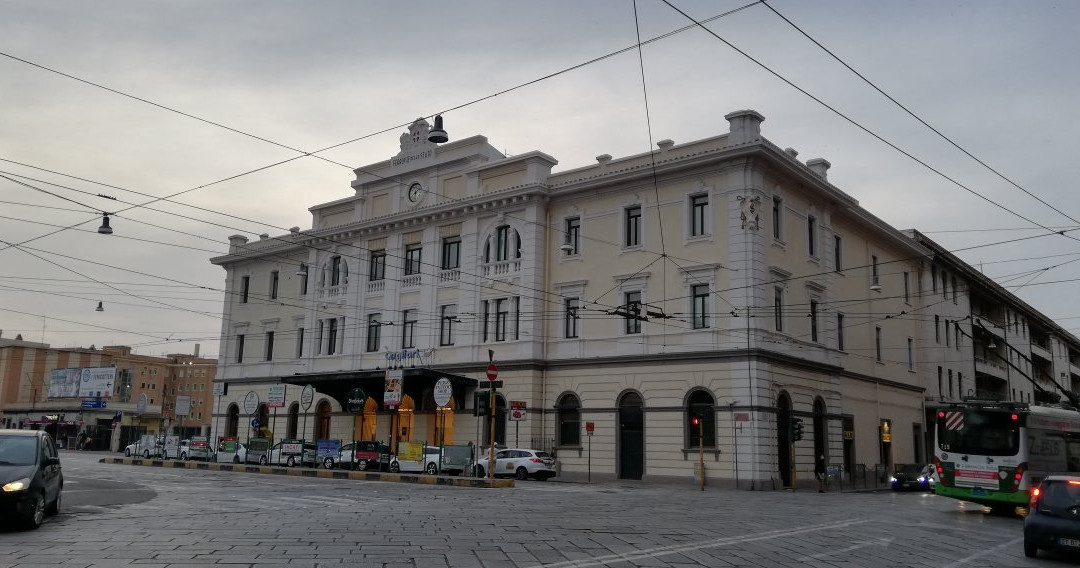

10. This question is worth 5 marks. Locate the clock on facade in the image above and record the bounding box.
[407,182,424,203]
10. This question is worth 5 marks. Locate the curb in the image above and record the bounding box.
[99,457,515,488]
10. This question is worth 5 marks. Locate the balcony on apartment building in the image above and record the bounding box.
[481,259,521,278]
[318,283,348,300]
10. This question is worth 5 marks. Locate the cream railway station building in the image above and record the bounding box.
[209,111,1080,488]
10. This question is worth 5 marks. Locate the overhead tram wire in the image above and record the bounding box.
[659,0,1080,247]
[760,0,1080,227]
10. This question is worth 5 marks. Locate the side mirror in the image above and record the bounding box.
[44,456,60,467]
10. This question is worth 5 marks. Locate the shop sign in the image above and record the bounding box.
[78,367,116,399]
[384,370,403,407]
[347,388,367,414]
[433,379,452,408]
[281,439,304,455]
[510,401,527,422]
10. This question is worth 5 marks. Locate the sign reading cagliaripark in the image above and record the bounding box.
[433,378,452,408]
[78,367,116,398]
[347,388,366,415]
[136,393,148,414]
[267,385,286,409]
[300,384,314,410]
[243,391,259,415]
[174,395,191,417]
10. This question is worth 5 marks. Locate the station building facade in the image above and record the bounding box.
[210,111,1080,487]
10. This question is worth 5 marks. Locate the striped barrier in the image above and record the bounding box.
[99,457,514,488]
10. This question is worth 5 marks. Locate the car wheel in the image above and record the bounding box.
[356,460,368,471]
[180,452,188,461]
[1024,539,1038,558]
[390,462,400,473]
[516,467,529,481]
[45,488,61,516]
[259,455,268,466]
[425,462,439,475]
[143,449,151,459]
[476,466,485,478]
[124,448,131,457]
[24,492,45,529]
[287,456,296,467]
[323,457,335,469]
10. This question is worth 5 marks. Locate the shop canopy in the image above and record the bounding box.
[281,368,480,411]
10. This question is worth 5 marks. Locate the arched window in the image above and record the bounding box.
[316,400,332,440]
[557,394,581,447]
[484,225,521,262]
[225,403,239,437]
[320,256,349,288]
[686,390,716,448]
[286,402,299,439]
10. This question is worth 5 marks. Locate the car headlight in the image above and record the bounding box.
[889,476,897,483]
[918,476,926,483]
[2,478,31,492]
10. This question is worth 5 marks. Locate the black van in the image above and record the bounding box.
[0,429,63,529]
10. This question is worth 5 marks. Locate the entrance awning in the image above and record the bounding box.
[280,368,479,410]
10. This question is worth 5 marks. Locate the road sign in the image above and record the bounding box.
[212,382,225,396]
[433,378,453,408]
[113,410,123,421]
[175,395,191,417]
[243,391,259,415]
[81,400,106,409]
[300,384,314,411]
[136,393,148,414]
[585,421,595,434]
[347,387,367,414]
[486,363,498,381]
[267,385,286,408]
[384,369,403,407]
[510,400,527,421]
[251,418,260,429]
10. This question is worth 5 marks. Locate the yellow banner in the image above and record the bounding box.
[399,441,424,461]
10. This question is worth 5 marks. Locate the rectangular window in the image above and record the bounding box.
[875,326,883,362]
[404,245,422,275]
[299,264,308,295]
[871,255,880,287]
[482,300,490,342]
[903,272,910,303]
[265,331,275,361]
[366,314,381,353]
[934,315,940,343]
[772,197,782,240]
[270,271,279,300]
[945,319,950,347]
[441,237,460,269]
[952,276,958,304]
[369,250,386,281]
[948,369,954,398]
[494,299,508,341]
[807,215,817,257]
[955,324,961,351]
[565,298,580,338]
[240,276,250,303]
[330,256,342,286]
[957,372,963,398]
[690,194,708,237]
[810,300,819,342]
[625,291,642,334]
[401,310,416,349]
[235,334,245,363]
[296,328,304,358]
[834,235,842,271]
[942,272,948,298]
[931,266,938,293]
[317,320,324,355]
[625,205,641,247]
[495,225,510,261]
[692,285,710,329]
[565,217,580,255]
[837,313,845,351]
[439,305,456,346]
[774,287,784,332]
[937,366,943,398]
[514,296,521,340]
[907,337,914,370]
[326,319,338,355]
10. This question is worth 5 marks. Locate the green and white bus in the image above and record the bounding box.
[933,400,1080,510]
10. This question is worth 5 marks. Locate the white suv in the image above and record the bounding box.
[476,448,556,480]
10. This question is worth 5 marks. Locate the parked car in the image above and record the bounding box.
[890,463,935,491]
[1025,475,1080,558]
[390,446,464,475]
[162,439,187,460]
[327,442,391,471]
[181,437,214,461]
[475,448,556,480]
[123,438,165,458]
[0,429,63,529]
[262,441,317,467]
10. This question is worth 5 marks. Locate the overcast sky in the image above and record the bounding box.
[2,1,1078,359]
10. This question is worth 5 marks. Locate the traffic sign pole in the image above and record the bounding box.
[487,356,497,481]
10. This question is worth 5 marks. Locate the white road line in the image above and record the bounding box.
[533,518,869,568]
[796,537,894,561]
[942,537,1024,567]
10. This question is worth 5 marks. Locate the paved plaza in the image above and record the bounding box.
[0,451,1067,567]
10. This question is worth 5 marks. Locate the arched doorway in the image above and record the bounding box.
[286,403,299,439]
[618,392,644,480]
[315,400,332,440]
[813,398,828,473]
[777,392,792,487]
[225,403,239,438]
[256,403,270,437]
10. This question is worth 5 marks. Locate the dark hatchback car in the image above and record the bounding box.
[1025,475,1080,558]
[0,429,63,529]
[891,463,935,491]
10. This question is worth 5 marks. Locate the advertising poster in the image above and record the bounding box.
[398,441,423,462]
[317,439,341,461]
[282,439,304,455]
[174,395,191,417]
[48,368,81,399]
[78,366,117,399]
[384,369,403,407]
[510,401,527,421]
[267,385,286,408]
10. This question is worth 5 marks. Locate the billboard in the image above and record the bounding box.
[174,395,191,417]
[48,368,81,399]
[384,369,403,407]
[78,367,116,398]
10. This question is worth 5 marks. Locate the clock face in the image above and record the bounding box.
[407,183,424,203]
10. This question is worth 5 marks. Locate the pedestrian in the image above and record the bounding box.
[77,431,87,451]
[815,454,827,493]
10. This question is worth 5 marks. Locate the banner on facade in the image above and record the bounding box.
[78,367,116,399]
[47,368,81,399]
[383,370,403,407]
[510,401,527,421]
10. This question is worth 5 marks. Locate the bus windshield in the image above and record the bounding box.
[937,410,1019,456]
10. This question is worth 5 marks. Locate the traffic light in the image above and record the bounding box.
[474,389,490,417]
[791,417,804,442]
[691,416,700,427]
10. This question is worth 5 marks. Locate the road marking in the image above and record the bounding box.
[796,537,894,561]
[942,537,1023,567]
[533,518,869,568]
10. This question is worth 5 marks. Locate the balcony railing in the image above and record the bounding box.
[439,269,461,284]
[482,260,521,278]
[318,284,348,299]
[402,274,422,288]
[366,280,385,294]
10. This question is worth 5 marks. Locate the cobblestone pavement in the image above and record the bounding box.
[0,451,1069,567]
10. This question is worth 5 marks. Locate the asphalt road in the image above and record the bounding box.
[0,450,1074,567]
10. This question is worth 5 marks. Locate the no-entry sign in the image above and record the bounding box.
[486,363,498,381]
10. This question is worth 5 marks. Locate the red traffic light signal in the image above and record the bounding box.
[691,416,700,426]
